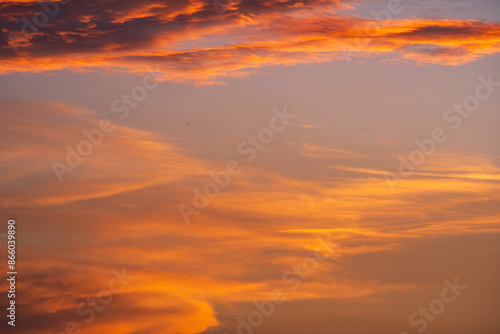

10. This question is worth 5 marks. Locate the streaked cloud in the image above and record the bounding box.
[0,100,210,207]
[0,95,497,333]
[1,1,499,333]
[1,1,499,84]
[295,142,366,159]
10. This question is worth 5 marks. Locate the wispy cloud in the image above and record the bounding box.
[1,100,499,333]
[292,142,366,159]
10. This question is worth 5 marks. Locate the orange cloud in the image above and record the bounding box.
[294,142,366,159]
[0,100,211,208]
[1,98,499,333]
[0,1,499,84]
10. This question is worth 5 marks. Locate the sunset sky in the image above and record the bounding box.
[0,0,500,333]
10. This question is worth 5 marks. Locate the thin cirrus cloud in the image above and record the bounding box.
[293,141,367,159]
[0,0,499,83]
[3,136,499,334]
[1,98,499,333]
[0,100,210,208]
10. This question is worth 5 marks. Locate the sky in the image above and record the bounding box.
[0,0,499,333]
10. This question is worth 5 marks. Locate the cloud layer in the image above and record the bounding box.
[1,100,499,333]
[1,0,500,83]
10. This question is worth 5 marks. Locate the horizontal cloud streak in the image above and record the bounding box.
[2,99,499,333]
[0,1,499,83]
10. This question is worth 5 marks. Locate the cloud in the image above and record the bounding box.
[0,1,499,83]
[1,99,499,333]
[294,142,366,159]
[0,100,210,207]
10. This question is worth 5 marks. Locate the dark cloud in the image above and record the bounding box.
[0,1,499,82]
